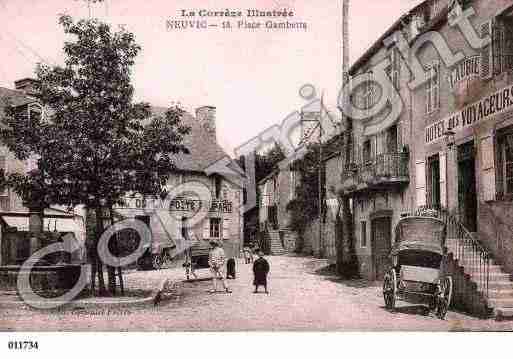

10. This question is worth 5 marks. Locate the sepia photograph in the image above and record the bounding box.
[0,0,513,355]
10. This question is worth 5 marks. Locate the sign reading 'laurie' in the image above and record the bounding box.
[425,84,513,145]
[446,56,480,90]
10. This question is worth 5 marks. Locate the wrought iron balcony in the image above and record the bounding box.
[340,152,409,194]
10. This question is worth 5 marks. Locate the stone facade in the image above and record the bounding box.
[341,0,513,280]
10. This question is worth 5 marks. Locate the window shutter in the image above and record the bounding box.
[493,21,504,76]
[203,218,210,239]
[370,135,377,159]
[480,136,496,201]
[223,218,230,239]
[433,63,440,111]
[415,160,427,207]
[439,152,447,208]
[426,68,433,113]
[481,21,493,80]
[396,122,403,151]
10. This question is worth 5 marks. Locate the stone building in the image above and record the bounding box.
[0,79,85,267]
[257,136,342,258]
[113,106,244,268]
[257,166,299,255]
[340,0,513,315]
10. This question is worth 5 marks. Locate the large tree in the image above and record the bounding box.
[0,15,190,295]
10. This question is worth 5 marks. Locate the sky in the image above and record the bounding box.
[0,0,423,156]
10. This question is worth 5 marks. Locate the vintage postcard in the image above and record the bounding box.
[1,0,513,352]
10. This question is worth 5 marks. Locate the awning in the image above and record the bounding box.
[0,215,81,234]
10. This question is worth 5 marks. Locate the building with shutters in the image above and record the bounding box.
[340,0,513,284]
[0,79,86,266]
[0,79,243,269]
[113,105,244,268]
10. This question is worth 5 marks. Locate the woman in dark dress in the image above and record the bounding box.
[252,250,270,294]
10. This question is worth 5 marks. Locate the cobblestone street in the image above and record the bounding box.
[1,255,513,331]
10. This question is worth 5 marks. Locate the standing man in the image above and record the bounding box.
[208,240,232,293]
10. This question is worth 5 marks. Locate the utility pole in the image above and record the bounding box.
[318,94,324,258]
[337,0,356,276]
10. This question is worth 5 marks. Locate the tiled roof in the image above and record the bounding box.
[150,106,229,173]
[0,87,35,127]
[0,87,230,174]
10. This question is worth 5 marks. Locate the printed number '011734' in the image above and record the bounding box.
[8,341,39,350]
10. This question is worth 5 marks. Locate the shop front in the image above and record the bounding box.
[114,193,239,269]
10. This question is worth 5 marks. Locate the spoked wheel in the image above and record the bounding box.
[435,276,453,320]
[152,254,163,270]
[383,269,397,311]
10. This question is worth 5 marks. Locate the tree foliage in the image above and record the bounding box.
[286,144,325,234]
[0,15,190,294]
[255,143,285,183]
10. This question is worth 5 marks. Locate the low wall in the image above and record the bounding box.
[0,264,84,292]
[446,253,491,318]
[478,201,513,274]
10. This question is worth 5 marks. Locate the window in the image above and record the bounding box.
[481,18,513,79]
[430,0,440,20]
[362,72,376,115]
[0,156,7,197]
[361,221,367,248]
[214,176,222,199]
[497,133,513,198]
[426,62,440,114]
[289,171,297,201]
[427,154,441,209]
[390,48,400,90]
[181,217,188,240]
[209,218,221,238]
[222,188,228,200]
[362,140,372,163]
[386,124,398,153]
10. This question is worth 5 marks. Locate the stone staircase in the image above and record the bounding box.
[446,237,513,319]
[267,230,286,256]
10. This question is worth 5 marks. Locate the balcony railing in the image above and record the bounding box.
[341,152,409,193]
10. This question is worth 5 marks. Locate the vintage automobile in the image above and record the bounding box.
[382,215,453,319]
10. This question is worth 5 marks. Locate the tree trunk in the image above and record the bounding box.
[94,206,107,295]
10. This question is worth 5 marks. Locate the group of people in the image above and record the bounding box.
[208,240,270,294]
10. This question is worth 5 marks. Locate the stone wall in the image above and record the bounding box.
[478,201,513,273]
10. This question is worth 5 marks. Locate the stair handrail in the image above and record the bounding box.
[439,207,490,299]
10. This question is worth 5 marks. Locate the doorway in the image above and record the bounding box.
[457,141,478,232]
[427,154,441,209]
[371,216,392,281]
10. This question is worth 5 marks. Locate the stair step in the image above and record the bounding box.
[488,281,513,290]
[495,307,513,319]
[488,289,513,299]
[488,298,513,309]
[471,272,511,281]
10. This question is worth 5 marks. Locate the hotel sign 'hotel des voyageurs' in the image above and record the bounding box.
[335,0,513,316]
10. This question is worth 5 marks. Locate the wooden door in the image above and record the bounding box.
[372,217,392,281]
[458,142,477,232]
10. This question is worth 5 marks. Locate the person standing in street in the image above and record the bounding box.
[253,250,270,294]
[208,240,232,293]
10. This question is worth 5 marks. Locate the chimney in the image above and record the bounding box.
[195,106,217,142]
[14,78,40,96]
